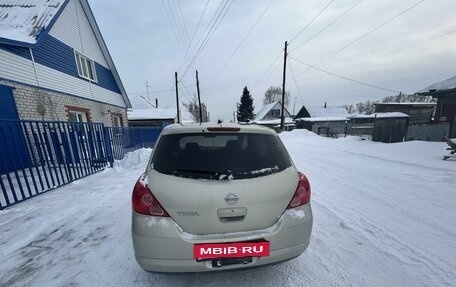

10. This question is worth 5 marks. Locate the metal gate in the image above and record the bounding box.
[0,120,108,209]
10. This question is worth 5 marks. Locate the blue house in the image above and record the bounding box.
[0,0,131,126]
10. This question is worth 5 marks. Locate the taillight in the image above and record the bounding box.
[132,176,169,217]
[287,172,311,209]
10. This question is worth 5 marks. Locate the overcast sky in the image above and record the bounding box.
[89,0,456,120]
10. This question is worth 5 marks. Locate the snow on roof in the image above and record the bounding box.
[296,116,349,122]
[419,75,456,93]
[0,0,64,44]
[251,117,294,125]
[306,106,350,118]
[128,108,176,120]
[254,101,279,121]
[375,102,436,106]
[349,112,409,119]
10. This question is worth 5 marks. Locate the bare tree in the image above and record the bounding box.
[343,104,356,114]
[346,92,436,114]
[183,95,209,122]
[263,86,290,107]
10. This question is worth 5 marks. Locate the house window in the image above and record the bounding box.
[65,105,92,123]
[112,115,122,127]
[270,109,281,117]
[69,111,88,122]
[75,51,97,82]
[111,114,123,135]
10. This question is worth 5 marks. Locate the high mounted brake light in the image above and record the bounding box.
[207,127,241,132]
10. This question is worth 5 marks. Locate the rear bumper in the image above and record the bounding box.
[131,204,313,273]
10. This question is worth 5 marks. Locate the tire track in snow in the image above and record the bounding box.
[283,135,456,287]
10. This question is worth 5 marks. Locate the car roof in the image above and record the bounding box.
[161,123,277,135]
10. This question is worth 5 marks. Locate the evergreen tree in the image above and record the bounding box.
[237,87,255,123]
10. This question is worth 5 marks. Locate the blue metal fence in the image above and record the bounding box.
[0,120,162,209]
[104,126,162,160]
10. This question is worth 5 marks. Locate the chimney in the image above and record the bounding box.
[324,102,327,108]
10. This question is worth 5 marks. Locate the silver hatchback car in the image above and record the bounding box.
[131,123,312,272]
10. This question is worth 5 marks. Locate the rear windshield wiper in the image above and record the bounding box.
[172,169,233,180]
[238,166,280,178]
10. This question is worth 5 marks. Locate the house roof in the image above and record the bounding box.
[296,116,348,122]
[305,106,350,118]
[254,101,278,121]
[254,101,290,121]
[374,102,436,107]
[417,87,456,98]
[0,0,68,45]
[128,108,176,120]
[0,0,131,108]
[251,117,294,125]
[349,112,409,119]
[419,75,456,93]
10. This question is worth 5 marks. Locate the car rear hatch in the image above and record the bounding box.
[148,130,298,235]
[148,168,298,234]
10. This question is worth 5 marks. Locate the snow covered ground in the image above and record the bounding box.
[1,130,455,287]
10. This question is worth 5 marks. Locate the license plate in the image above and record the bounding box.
[193,241,270,259]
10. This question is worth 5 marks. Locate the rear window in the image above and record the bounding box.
[151,132,292,180]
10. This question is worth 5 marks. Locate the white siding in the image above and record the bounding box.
[90,83,126,107]
[49,0,108,68]
[34,61,126,107]
[0,49,38,86]
[0,49,125,107]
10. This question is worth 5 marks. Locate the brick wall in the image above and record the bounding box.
[0,79,128,127]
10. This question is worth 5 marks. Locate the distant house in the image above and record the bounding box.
[127,108,176,127]
[374,103,435,124]
[254,101,291,121]
[251,101,293,129]
[348,112,409,143]
[0,0,131,127]
[417,88,456,138]
[294,104,350,136]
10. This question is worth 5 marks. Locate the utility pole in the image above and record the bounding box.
[175,72,181,123]
[280,41,288,131]
[196,70,203,123]
[293,96,297,115]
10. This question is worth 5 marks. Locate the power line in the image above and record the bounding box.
[200,0,235,53]
[290,0,363,52]
[296,0,426,78]
[181,0,234,79]
[177,75,195,103]
[184,0,234,79]
[129,89,173,95]
[160,0,186,52]
[184,1,227,66]
[210,0,275,85]
[176,0,190,44]
[180,0,229,77]
[288,59,304,106]
[289,56,400,93]
[254,0,335,89]
[289,0,336,43]
[254,50,283,88]
[167,0,189,47]
[293,29,456,85]
[178,0,210,73]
